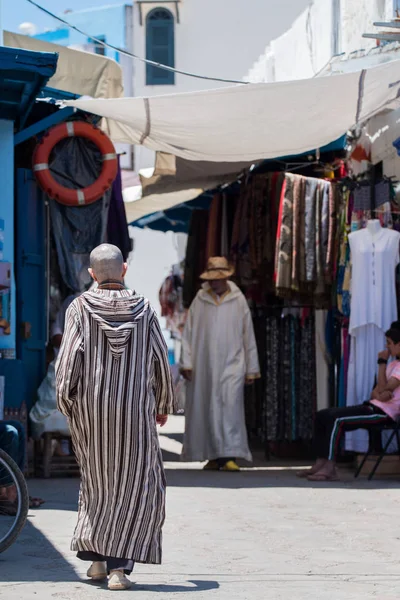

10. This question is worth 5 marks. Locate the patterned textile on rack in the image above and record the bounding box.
[275,175,294,294]
[326,184,338,283]
[337,190,352,317]
[375,179,393,229]
[245,309,266,440]
[298,312,317,440]
[351,183,372,231]
[275,174,337,299]
[291,176,306,292]
[264,313,280,442]
[183,210,209,308]
[249,175,270,272]
[320,181,330,286]
[262,311,316,442]
[220,193,229,257]
[375,180,390,208]
[353,184,371,211]
[230,183,253,287]
[205,192,222,259]
[268,173,285,264]
[305,179,318,283]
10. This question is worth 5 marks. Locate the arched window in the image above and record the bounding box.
[146,8,175,85]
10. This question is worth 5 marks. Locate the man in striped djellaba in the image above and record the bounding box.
[56,244,175,591]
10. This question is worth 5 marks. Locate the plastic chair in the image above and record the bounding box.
[354,420,400,481]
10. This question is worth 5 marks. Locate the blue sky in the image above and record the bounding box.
[3,0,124,34]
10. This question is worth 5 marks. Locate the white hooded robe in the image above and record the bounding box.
[181,282,260,462]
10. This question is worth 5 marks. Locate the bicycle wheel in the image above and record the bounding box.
[0,449,29,553]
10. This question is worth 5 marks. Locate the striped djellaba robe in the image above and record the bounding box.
[56,288,175,564]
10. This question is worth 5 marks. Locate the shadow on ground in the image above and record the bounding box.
[87,579,220,593]
[164,466,400,490]
[0,518,79,582]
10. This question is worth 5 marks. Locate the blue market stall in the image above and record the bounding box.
[0,46,58,419]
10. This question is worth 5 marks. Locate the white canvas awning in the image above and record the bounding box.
[4,31,124,99]
[123,153,253,223]
[67,59,400,162]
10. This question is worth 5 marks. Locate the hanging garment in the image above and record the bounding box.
[298,312,316,441]
[346,324,386,452]
[56,289,175,563]
[183,210,209,308]
[264,314,280,442]
[231,185,253,287]
[107,159,132,261]
[349,227,400,335]
[275,174,294,295]
[353,185,372,212]
[205,193,222,259]
[220,193,229,257]
[346,226,400,451]
[180,281,260,462]
[339,326,350,408]
[291,176,306,292]
[326,183,338,284]
[50,195,110,293]
[375,180,390,208]
[314,182,325,295]
[315,310,330,411]
[249,175,269,272]
[337,190,351,317]
[305,179,318,284]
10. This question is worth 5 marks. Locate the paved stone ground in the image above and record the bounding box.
[1,416,400,599]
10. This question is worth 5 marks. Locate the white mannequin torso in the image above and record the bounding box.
[366,219,382,236]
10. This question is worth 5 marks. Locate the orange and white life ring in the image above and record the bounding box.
[33,121,118,206]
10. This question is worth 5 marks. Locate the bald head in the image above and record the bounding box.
[89,244,126,284]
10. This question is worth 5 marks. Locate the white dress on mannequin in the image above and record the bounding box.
[346,220,400,452]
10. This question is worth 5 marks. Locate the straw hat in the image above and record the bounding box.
[200,257,235,281]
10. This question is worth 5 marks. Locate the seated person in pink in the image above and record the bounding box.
[297,325,400,482]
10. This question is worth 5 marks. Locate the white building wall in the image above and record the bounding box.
[340,0,393,54]
[269,0,334,82]
[247,0,398,84]
[132,0,312,171]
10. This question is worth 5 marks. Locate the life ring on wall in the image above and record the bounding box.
[32,121,118,206]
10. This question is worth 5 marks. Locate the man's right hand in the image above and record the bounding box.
[181,369,193,382]
[378,350,390,361]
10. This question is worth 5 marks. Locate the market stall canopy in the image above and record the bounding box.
[124,152,252,223]
[127,136,346,231]
[4,31,124,99]
[124,136,345,225]
[67,59,400,162]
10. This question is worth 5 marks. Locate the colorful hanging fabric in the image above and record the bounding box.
[291,176,305,292]
[275,174,294,295]
[305,178,318,284]
[326,183,338,283]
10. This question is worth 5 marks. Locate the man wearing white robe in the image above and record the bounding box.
[180,257,260,471]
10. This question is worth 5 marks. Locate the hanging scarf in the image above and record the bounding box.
[291,175,306,292]
[325,182,337,283]
[205,192,222,259]
[305,178,318,284]
[275,174,294,296]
